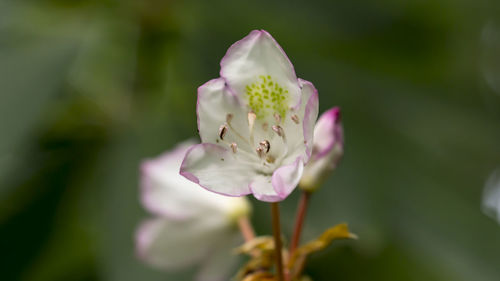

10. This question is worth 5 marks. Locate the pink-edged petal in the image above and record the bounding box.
[271,156,304,199]
[135,214,229,270]
[180,143,253,197]
[196,78,254,152]
[220,30,301,107]
[141,140,250,219]
[313,107,343,159]
[301,79,320,160]
[249,157,303,202]
[140,140,197,219]
[249,175,283,202]
[141,141,234,220]
[282,79,319,163]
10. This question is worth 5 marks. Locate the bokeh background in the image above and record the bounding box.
[1,0,500,280]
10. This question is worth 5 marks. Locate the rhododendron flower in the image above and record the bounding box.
[300,107,344,191]
[180,30,319,202]
[136,141,251,281]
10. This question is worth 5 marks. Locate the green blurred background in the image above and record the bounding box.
[1,0,500,280]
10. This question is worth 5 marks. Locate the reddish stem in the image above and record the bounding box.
[238,216,256,242]
[271,202,285,281]
[289,191,311,255]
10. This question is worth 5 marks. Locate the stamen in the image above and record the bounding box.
[226,113,234,124]
[226,122,252,146]
[272,125,284,137]
[272,125,288,159]
[274,113,281,124]
[259,140,270,153]
[230,142,238,153]
[256,147,265,158]
[220,138,256,160]
[291,114,299,124]
[219,125,228,140]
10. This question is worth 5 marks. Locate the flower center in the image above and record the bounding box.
[213,75,303,172]
[217,109,302,173]
[245,75,289,120]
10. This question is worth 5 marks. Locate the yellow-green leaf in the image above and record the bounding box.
[241,271,275,281]
[288,223,357,268]
[235,236,275,255]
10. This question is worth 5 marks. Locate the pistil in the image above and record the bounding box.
[248,111,257,145]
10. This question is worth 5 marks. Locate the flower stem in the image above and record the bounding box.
[271,202,284,281]
[238,216,255,242]
[290,191,311,255]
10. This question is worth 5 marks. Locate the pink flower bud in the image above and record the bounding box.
[300,107,344,191]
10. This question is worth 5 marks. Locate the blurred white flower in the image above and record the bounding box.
[180,30,319,202]
[300,107,344,192]
[136,140,251,281]
[481,21,500,96]
[482,169,500,223]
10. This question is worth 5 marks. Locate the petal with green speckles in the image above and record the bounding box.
[220,30,301,120]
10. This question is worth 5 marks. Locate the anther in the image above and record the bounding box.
[272,125,284,137]
[274,113,281,124]
[226,113,234,123]
[291,114,299,124]
[218,125,228,140]
[256,147,265,158]
[259,140,270,153]
[230,142,238,154]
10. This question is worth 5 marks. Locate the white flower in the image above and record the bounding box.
[482,169,500,223]
[180,30,319,202]
[136,140,251,281]
[300,107,344,191]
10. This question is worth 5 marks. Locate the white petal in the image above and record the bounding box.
[197,78,255,153]
[136,214,229,270]
[300,80,320,159]
[271,156,304,199]
[282,79,319,163]
[195,232,243,281]
[249,174,282,202]
[483,169,500,223]
[220,30,301,118]
[141,140,250,219]
[181,143,255,197]
[249,157,303,202]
